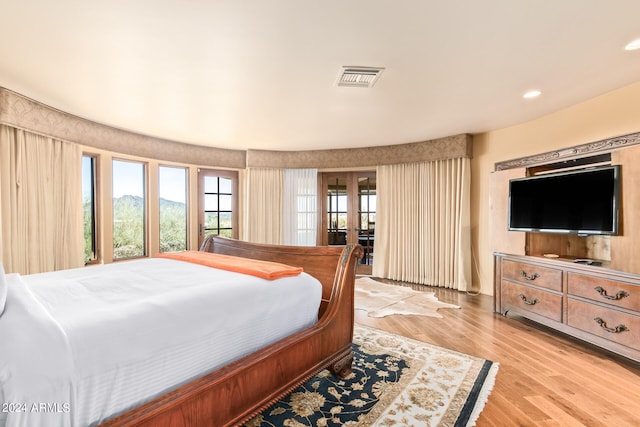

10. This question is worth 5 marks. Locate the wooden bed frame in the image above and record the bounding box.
[101,236,363,427]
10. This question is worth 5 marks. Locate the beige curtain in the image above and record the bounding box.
[0,125,84,274]
[243,168,284,244]
[373,158,471,290]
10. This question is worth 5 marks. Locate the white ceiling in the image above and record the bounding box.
[2,1,640,151]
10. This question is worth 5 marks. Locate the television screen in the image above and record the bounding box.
[508,165,620,235]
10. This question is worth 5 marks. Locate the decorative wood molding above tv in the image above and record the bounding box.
[494,131,640,171]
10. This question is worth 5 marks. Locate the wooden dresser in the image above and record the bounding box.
[495,254,640,362]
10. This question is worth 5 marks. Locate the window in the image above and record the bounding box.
[82,155,98,263]
[159,165,188,252]
[112,159,146,259]
[284,169,317,246]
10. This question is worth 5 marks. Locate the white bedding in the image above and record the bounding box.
[0,258,322,427]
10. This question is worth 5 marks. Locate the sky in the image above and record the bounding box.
[158,165,187,203]
[83,157,187,203]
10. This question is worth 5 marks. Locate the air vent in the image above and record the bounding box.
[337,66,385,88]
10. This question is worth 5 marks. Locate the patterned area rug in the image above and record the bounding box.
[246,324,498,426]
[355,277,460,318]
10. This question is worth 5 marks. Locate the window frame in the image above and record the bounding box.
[82,153,100,264]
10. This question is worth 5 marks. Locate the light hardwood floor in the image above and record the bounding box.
[354,279,640,427]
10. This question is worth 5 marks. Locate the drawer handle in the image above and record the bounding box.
[519,270,540,281]
[594,286,629,301]
[519,294,538,305]
[594,317,629,334]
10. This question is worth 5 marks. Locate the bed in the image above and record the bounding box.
[0,236,363,427]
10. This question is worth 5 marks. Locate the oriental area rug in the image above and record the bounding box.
[245,324,498,426]
[355,277,461,318]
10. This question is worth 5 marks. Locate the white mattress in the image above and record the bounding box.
[0,258,322,427]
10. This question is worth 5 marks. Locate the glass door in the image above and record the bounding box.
[322,172,376,274]
[325,175,349,246]
[357,174,376,271]
[198,169,238,247]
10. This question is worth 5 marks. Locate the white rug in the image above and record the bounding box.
[355,276,460,318]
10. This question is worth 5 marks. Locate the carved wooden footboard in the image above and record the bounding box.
[100,236,363,427]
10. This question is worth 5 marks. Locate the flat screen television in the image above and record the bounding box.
[508,165,620,235]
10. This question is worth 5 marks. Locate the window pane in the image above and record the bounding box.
[360,213,369,230]
[219,212,232,229]
[219,177,232,193]
[360,195,368,211]
[82,155,97,262]
[329,213,337,229]
[369,195,377,212]
[205,212,218,229]
[113,160,146,259]
[159,166,187,253]
[204,176,218,193]
[219,194,232,211]
[204,194,218,211]
[337,195,347,212]
[337,213,348,229]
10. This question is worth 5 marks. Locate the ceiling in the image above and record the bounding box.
[1,1,640,151]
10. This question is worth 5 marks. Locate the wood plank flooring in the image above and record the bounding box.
[354,279,640,426]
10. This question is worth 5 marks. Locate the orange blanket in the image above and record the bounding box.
[157,251,303,280]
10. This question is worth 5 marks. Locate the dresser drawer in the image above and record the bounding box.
[502,259,563,292]
[501,280,563,322]
[568,299,640,350]
[567,273,639,312]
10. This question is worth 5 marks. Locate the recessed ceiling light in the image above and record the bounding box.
[624,38,640,51]
[523,90,542,99]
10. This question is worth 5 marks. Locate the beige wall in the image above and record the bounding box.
[471,81,640,295]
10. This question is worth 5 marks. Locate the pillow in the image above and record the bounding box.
[0,263,6,317]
